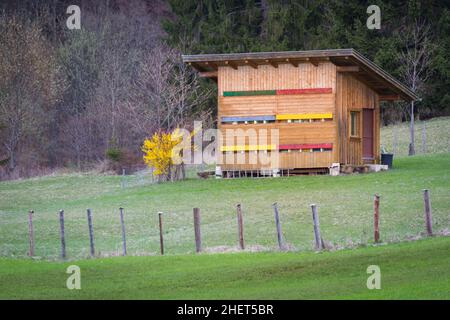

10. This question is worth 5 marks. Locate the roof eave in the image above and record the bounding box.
[182,49,419,102]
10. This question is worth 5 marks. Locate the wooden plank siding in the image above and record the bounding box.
[219,123,335,145]
[217,62,380,170]
[219,94,334,115]
[218,63,336,95]
[336,73,381,165]
[218,152,334,171]
[218,62,338,170]
[183,49,414,172]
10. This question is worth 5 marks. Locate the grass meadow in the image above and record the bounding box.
[0,118,449,299]
[0,153,448,259]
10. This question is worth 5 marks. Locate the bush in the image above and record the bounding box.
[106,148,123,162]
[106,148,142,174]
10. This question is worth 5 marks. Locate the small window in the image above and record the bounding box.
[350,111,360,137]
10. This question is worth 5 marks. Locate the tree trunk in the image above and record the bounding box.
[173,164,179,181]
[181,162,186,180]
[8,149,15,171]
[167,165,172,182]
[76,145,81,170]
[409,101,416,156]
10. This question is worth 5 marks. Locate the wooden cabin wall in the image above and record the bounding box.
[336,73,380,165]
[218,63,336,95]
[217,62,337,170]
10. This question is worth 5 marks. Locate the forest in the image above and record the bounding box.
[0,0,449,180]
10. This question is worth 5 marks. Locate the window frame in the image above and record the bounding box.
[349,110,361,138]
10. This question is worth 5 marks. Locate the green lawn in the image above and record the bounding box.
[0,153,449,259]
[0,237,448,299]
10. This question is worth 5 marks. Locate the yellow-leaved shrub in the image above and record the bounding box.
[142,129,192,180]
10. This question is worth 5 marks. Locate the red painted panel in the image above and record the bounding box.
[279,143,333,150]
[276,88,332,95]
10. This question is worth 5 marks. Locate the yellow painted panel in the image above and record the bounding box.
[276,113,333,120]
[220,144,276,152]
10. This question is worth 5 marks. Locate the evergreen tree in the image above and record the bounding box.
[163,0,450,122]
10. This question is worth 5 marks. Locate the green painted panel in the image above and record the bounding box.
[223,90,276,97]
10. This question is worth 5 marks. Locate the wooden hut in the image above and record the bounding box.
[183,49,418,175]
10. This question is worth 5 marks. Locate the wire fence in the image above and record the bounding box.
[381,118,450,156]
[119,164,211,188]
[2,189,449,261]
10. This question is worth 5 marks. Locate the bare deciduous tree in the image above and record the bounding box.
[0,16,64,172]
[0,3,212,179]
[398,19,434,156]
[130,42,213,134]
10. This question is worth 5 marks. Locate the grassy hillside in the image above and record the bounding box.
[0,237,449,299]
[0,119,449,300]
[0,153,449,259]
[381,116,450,156]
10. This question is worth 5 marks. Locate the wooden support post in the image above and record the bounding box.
[310,204,323,250]
[265,59,278,68]
[28,210,35,257]
[86,209,95,257]
[224,60,238,70]
[193,208,202,253]
[199,71,218,78]
[309,58,319,67]
[272,203,284,250]
[158,212,164,255]
[119,207,127,256]
[423,189,433,236]
[236,204,245,250]
[374,194,380,243]
[393,125,398,155]
[422,121,427,154]
[59,209,66,259]
[244,60,258,69]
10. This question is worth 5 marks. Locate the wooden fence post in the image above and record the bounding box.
[121,169,126,188]
[86,209,95,257]
[236,204,245,250]
[310,204,323,250]
[28,210,35,257]
[374,194,380,243]
[59,209,66,259]
[158,212,164,255]
[272,203,284,250]
[193,208,202,253]
[423,189,433,236]
[119,207,127,256]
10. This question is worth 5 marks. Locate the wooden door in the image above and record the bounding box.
[362,109,374,159]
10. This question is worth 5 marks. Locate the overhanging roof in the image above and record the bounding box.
[182,49,419,102]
